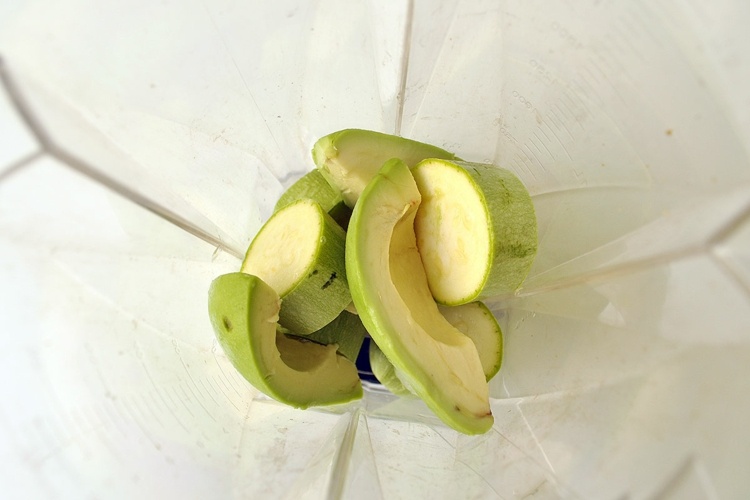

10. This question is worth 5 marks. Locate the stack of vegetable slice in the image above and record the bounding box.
[208,129,537,435]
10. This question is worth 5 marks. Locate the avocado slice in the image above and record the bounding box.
[241,199,350,334]
[438,301,504,382]
[312,129,458,208]
[346,158,493,434]
[208,272,362,409]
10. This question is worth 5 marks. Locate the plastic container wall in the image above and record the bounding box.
[1,0,749,498]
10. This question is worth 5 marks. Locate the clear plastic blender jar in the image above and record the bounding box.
[1,0,749,498]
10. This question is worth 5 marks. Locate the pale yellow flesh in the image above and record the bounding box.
[242,200,321,295]
[413,162,490,304]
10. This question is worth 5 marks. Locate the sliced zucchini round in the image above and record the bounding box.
[241,199,350,334]
[412,159,537,305]
[438,302,503,381]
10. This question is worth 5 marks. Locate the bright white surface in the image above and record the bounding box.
[1,0,750,498]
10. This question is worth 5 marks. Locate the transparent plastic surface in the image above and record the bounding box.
[1,0,749,498]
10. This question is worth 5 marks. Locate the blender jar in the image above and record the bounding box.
[1,0,749,498]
